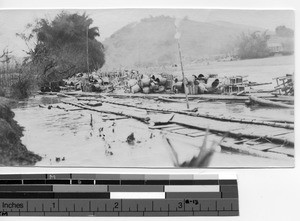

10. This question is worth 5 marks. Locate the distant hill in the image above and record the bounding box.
[103,16,264,68]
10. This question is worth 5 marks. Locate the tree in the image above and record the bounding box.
[237,31,270,59]
[275,26,294,38]
[0,47,13,70]
[18,11,105,81]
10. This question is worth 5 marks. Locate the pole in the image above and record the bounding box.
[176,39,189,109]
[86,26,90,77]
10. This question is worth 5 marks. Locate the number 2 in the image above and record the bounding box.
[114,202,119,209]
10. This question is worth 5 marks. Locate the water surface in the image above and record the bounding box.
[13,95,293,167]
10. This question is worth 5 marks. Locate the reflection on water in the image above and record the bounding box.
[17,96,62,108]
[13,95,293,167]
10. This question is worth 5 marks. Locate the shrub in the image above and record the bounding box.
[237,31,271,60]
[0,88,5,97]
[10,75,33,99]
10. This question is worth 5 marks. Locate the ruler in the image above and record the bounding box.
[0,173,239,216]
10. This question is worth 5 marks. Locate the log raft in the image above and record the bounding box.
[77,97,294,129]
[102,93,294,102]
[62,100,294,158]
[170,114,294,146]
[64,99,294,146]
[62,101,150,123]
[39,90,294,103]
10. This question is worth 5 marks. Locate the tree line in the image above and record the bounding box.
[235,26,294,60]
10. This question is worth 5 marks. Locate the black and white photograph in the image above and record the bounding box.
[0,9,294,167]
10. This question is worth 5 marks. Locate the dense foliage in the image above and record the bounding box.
[18,12,105,82]
[237,31,270,60]
[275,26,294,38]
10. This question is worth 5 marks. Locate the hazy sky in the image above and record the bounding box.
[0,9,294,57]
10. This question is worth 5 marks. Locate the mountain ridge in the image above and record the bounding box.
[103,16,266,69]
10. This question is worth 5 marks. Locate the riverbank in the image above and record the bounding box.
[0,96,42,166]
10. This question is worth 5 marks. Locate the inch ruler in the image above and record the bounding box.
[0,173,239,217]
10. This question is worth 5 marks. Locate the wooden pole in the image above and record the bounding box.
[86,25,90,77]
[177,39,189,109]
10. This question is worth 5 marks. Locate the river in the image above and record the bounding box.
[13,94,294,168]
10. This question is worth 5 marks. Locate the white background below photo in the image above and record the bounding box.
[0,0,299,221]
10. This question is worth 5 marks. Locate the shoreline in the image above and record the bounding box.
[0,96,42,166]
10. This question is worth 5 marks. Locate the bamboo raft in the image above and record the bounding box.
[154,123,293,159]
[61,98,294,159]
[50,91,294,103]
[77,97,293,129]
[104,93,294,103]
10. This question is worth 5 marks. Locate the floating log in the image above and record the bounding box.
[54,90,294,104]
[247,82,272,87]
[62,101,150,123]
[264,119,294,124]
[171,115,294,146]
[103,92,293,102]
[38,91,59,96]
[156,97,185,103]
[220,140,290,159]
[77,97,294,129]
[249,96,294,108]
[105,93,247,101]
[56,93,73,98]
[102,116,128,121]
[86,101,102,107]
[237,90,246,96]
